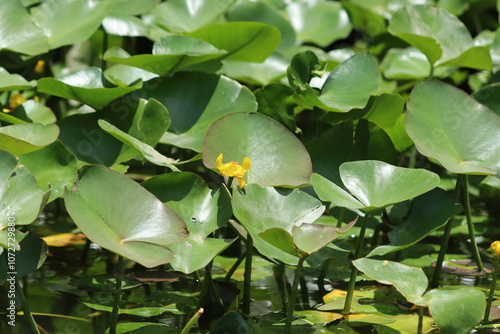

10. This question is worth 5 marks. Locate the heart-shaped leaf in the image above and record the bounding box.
[202,112,312,187]
[0,68,36,91]
[142,172,234,273]
[0,123,59,156]
[0,233,47,282]
[406,80,500,175]
[37,67,143,110]
[64,165,188,268]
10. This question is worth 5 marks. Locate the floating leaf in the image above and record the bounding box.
[37,67,143,110]
[64,165,188,268]
[406,80,500,175]
[0,233,47,281]
[10,100,56,125]
[0,68,36,91]
[203,112,312,187]
[0,123,59,156]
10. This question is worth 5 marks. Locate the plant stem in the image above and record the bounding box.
[285,257,306,333]
[336,207,346,228]
[180,308,204,334]
[242,234,253,315]
[224,252,245,282]
[417,306,424,334]
[342,213,370,315]
[462,174,484,272]
[483,255,499,324]
[109,255,124,334]
[317,258,331,292]
[17,280,40,334]
[431,175,463,288]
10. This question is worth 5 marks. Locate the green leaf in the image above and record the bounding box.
[202,112,312,187]
[0,150,50,229]
[421,287,485,334]
[232,184,324,264]
[259,228,306,258]
[0,68,36,91]
[228,1,296,50]
[84,302,178,317]
[220,54,289,86]
[37,67,143,110]
[0,123,59,155]
[187,22,281,62]
[286,1,352,47]
[210,312,249,334]
[30,0,113,50]
[406,80,500,175]
[102,14,149,37]
[153,0,236,33]
[18,140,79,202]
[144,72,256,152]
[473,82,500,116]
[367,188,462,256]
[0,233,47,281]
[0,0,49,55]
[142,172,234,273]
[381,47,432,79]
[254,84,297,132]
[104,64,158,87]
[64,165,188,268]
[10,100,56,125]
[352,258,428,304]
[388,5,492,69]
[104,35,226,75]
[311,160,440,212]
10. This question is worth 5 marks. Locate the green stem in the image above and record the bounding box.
[483,255,499,324]
[336,207,346,228]
[80,238,91,266]
[342,214,370,315]
[428,65,434,79]
[109,255,124,334]
[417,306,424,334]
[198,261,225,311]
[224,253,245,282]
[17,279,40,334]
[285,257,306,333]
[242,234,253,315]
[101,30,108,72]
[180,308,203,334]
[318,258,332,292]
[462,175,484,272]
[431,175,463,288]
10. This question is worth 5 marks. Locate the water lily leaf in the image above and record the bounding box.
[286,1,352,47]
[84,302,179,317]
[381,47,432,80]
[102,14,148,37]
[104,65,158,87]
[153,0,236,33]
[0,123,59,156]
[202,112,312,187]
[0,149,50,229]
[352,258,428,304]
[232,184,324,264]
[30,0,113,50]
[187,22,281,62]
[109,0,158,15]
[310,173,365,210]
[388,5,492,69]
[210,312,249,334]
[341,1,387,38]
[368,188,462,257]
[254,84,297,132]
[221,53,289,86]
[0,0,49,55]
[10,100,56,125]
[259,228,307,258]
[0,233,47,281]
[18,140,79,202]
[104,35,226,75]
[228,1,296,50]
[37,67,143,110]
[144,72,256,152]
[473,82,500,117]
[421,287,485,334]
[406,80,500,175]
[142,172,234,273]
[0,230,27,250]
[64,165,188,268]
[0,68,36,91]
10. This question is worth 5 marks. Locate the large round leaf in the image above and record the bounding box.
[232,184,324,264]
[388,5,491,69]
[311,160,440,212]
[406,80,500,175]
[202,112,312,187]
[0,123,59,156]
[0,68,36,91]
[0,150,50,229]
[64,165,188,268]
[37,67,143,110]
[142,172,234,273]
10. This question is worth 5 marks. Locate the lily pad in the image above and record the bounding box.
[142,172,234,273]
[37,67,143,110]
[64,165,188,268]
[0,68,36,91]
[202,112,312,187]
[406,80,500,175]
[0,123,59,156]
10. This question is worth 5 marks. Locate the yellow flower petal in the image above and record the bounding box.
[216,153,251,188]
[491,241,500,258]
[242,157,251,172]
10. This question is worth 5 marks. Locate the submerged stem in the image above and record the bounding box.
[285,257,306,333]
[462,175,484,272]
[431,175,463,288]
[483,255,499,324]
[342,213,370,315]
[109,255,124,334]
[17,279,40,334]
[242,234,253,315]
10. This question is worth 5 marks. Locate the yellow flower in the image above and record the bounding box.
[35,60,45,73]
[9,94,27,109]
[491,241,500,258]
[216,153,251,189]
